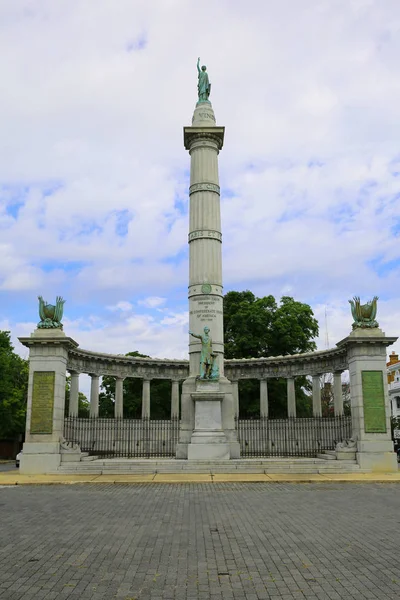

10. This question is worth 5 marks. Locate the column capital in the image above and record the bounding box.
[183,127,225,151]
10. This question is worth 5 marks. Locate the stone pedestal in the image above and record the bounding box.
[187,381,230,460]
[337,328,398,472]
[177,377,240,459]
[18,329,79,474]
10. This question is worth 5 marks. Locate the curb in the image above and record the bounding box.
[1,473,400,486]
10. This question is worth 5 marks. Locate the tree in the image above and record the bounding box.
[0,331,29,438]
[223,292,319,418]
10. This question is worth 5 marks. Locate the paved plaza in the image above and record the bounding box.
[0,483,399,600]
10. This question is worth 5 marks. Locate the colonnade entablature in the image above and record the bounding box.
[66,347,189,381]
[224,346,348,380]
[65,345,349,382]
[63,331,393,383]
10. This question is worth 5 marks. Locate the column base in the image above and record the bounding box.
[188,443,230,460]
[356,440,398,472]
[20,442,61,474]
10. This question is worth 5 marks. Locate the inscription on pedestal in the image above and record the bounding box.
[31,371,55,434]
[362,370,387,433]
[190,296,223,323]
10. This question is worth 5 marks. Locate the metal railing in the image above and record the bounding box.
[236,416,352,457]
[64,416,180,458]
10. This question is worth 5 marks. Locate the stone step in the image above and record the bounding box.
[68,459,358,469]
[54,458,361,475]
[317,453,337,460]
[81,455,99,462]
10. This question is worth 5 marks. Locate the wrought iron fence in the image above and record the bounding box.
[236,416,352,457]
[64,417,180,458]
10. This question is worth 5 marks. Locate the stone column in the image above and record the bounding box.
[312,375,322,417]
[115,377,124,418]
[337,328,398,472]
[260,379,268,418]
[18,329,78,474]
[171,380,180,419]
[69,371,80,417]
[287,377,296,417]
[178,96,239,460]
[232,380,239,419]
[142,379,151,419]
[333,371,344,416]
[185,105,225,378]
[90,374,100,418]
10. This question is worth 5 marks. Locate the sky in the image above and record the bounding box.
[1,0,400,386]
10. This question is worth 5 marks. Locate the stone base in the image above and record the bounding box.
[355,439,398,472]
[187,443,230,460]
[20,453,61,474]
[229,441,241,459]
[20,441,61,474]
[61,452,82,463]
[357,451,398,472]
[178,376,240,460]
[336,451,356,461]
[336,450,356,460]
[175,443,188,460]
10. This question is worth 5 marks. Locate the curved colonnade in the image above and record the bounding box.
[66,344,349,419]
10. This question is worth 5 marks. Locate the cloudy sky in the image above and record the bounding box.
[1,0,399,374]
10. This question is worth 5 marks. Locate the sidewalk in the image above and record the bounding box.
[1,471,400,485]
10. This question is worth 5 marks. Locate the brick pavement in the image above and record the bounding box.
[0,483,399,600]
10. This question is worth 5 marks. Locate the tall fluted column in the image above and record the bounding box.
[184,105,225,377]
[115,377,124,418]
[142,379,151,419]
[333,371,344,416]
[260,379,268,417]
[69,371,80,417]
[89,374,99,418]
[312,375,322,417]
[178,89,240,461]
[287,378,296,417]
[171,380,180,419]
[232,380,239,419]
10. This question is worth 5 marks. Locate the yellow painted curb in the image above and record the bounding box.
[319,473,400,482]
[153,473,212,482]
[212,473,269,482]
[0,472,399,486]
[266,474,326,481]
[91,474,155,483]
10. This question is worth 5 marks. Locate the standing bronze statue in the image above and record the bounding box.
[189,326,219,379]
[197,57,211,103]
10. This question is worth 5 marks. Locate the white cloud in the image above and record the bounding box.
[107,301,133,312]
[138,296,167,309]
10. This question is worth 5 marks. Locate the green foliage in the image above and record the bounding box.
[224,292,318,417]
[224,291,318,359]
[0,331,29,438]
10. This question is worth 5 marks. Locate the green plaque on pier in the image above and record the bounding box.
[30,371,55,434]
[362,370,387,433]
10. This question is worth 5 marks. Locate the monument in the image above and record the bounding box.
[176,58,240,459]
[17,59,398,474]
